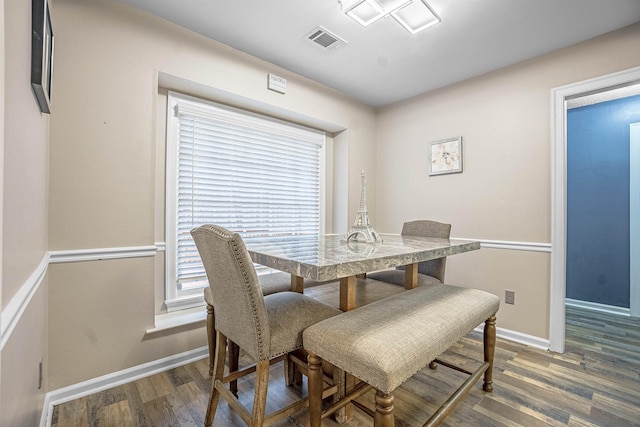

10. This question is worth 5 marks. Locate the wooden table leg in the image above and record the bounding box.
[291,275,304,293]
[290,275,305,384]
[337,275,357,423]
[339,276,356,312]
[404,263,418,290]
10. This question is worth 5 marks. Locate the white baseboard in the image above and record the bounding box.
[473,325,550,351]
[565,298,630,317]
[39,346,208,427]
[496,326,550,350]
[37,324,550,427]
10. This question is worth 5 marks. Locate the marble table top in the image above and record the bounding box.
[246,233,480,282]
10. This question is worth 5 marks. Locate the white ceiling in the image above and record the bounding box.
[115,0,640,107]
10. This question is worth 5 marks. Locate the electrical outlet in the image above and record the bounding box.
[505,290,515,305]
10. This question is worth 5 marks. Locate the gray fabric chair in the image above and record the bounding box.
[368,220,452,286]
[203,272,290,378]
[191,224,340,427]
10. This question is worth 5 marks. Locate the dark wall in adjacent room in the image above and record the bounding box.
[567,94,640,307]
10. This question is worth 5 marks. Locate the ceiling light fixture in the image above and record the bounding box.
[341,0,440,34]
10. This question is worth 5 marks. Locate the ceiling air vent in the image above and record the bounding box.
[305,26,347,50]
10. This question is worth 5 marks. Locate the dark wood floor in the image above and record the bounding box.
[565,305,640,365]
[52,282,640,426]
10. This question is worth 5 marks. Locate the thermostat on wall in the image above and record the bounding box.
[268,74,287,94]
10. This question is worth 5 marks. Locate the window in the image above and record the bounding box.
[165,92,325,311]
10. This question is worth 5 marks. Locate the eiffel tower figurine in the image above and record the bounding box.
[344,170,383,244]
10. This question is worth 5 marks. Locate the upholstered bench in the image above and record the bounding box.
[304,284,500,427]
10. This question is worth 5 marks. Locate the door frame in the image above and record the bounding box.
[550,66,640,353]
[631,122,640,318]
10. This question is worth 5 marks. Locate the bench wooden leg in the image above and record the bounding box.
[483,314,497,392]
[308,352,324,427]
[374,390,394,427]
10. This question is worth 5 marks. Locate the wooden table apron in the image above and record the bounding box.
[246,233,480,312]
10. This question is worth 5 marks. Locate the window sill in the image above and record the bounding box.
[165,292,207,312]
[146,306,206,335]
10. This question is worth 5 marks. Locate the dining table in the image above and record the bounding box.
[246,232,481,423]
[246,233,481,311]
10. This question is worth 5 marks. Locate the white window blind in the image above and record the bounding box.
[165,92,325,309]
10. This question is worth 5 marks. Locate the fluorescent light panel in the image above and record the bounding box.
[392,0,440,34]
[345,0,385,26]
[341,0,440,34]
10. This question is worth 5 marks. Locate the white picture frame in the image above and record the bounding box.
[428,136,462,176]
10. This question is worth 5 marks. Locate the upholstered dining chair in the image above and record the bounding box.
[203,272,290,377]
[368,219,452,286]
[191,225,341,427]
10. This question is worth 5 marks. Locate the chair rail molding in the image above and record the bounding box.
[0,253,49,350]
[463,238,551,253]
[49,245,159,263]
[1,244,165,350]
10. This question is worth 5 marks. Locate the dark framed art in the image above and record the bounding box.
[31,0,54,114]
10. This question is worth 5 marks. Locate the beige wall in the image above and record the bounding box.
[4,0,638,416]
[1,0,50,424]
[48,0,376,389]
[3,0,50,308]
[376,23,640,339]
[1,286,48,426]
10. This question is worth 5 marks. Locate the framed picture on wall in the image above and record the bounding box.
[31,0,54,114]
[428,136,462,176]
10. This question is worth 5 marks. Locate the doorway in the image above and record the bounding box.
[550,66,640,353]
[566,96,639,314]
